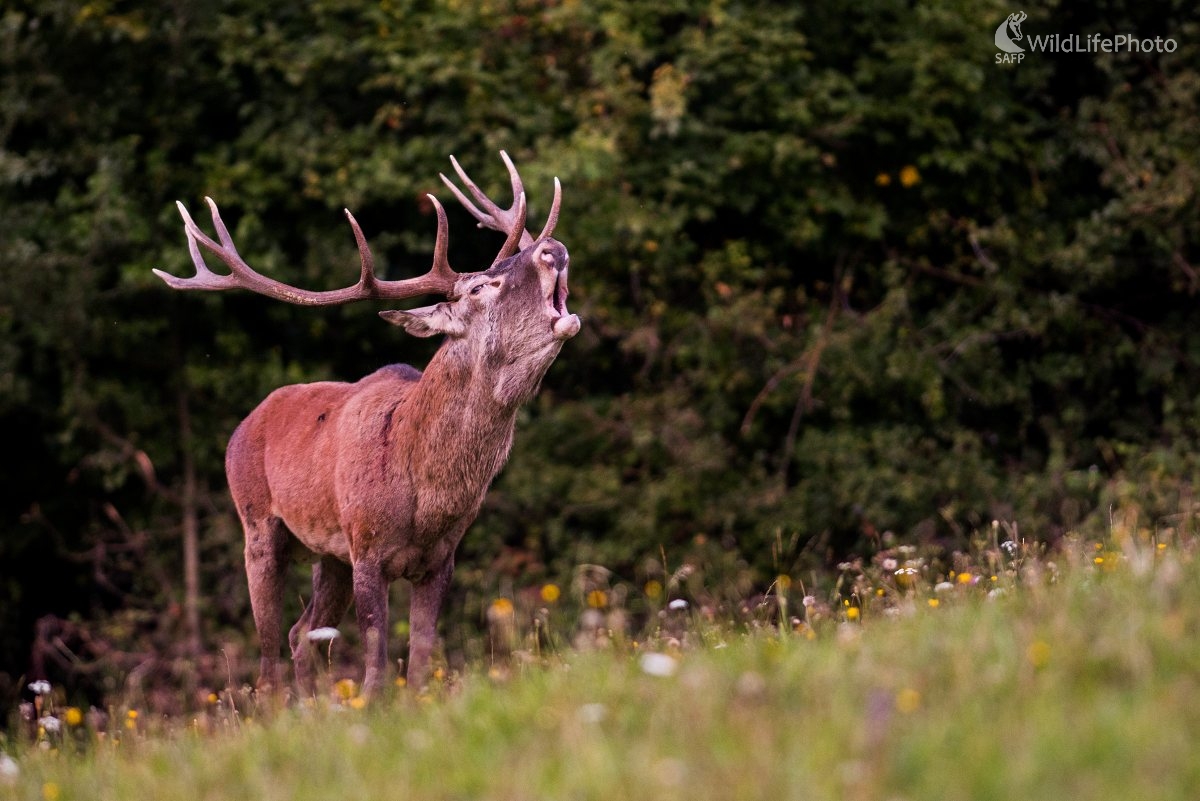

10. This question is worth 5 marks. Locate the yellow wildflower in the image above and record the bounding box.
[586,590,608,609]
[846,607,861,621]
[540,584,561,603]
[895,688,921,714]
[334,678,358,701]
[64,707,83,727]
[875,172,892,186]
[1027,640,1051,669]
[899,165,921,187]
[644,580,663,599]
[489,598,515,619]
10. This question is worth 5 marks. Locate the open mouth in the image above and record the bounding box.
[547,270,569,317]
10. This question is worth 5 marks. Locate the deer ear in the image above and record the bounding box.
[379,304,467,338]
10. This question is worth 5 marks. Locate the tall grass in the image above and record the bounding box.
[5,524,1200,801]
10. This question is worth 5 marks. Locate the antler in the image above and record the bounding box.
[154,153,556,304]
[440,150,561,267]
[153,195,461,305]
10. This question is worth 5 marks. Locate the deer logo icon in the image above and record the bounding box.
[995,11,1028,53]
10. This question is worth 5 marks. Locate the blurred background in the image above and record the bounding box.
[1,0,1197,713]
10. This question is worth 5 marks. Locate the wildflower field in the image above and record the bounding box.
[4,525,1200,801]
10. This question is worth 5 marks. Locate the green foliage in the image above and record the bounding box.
[1,0,1198,707]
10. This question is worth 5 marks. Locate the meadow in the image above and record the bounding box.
[4,521,1199,801]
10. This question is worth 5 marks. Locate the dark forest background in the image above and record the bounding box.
[2,0,1198,712]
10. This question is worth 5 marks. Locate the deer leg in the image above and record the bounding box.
[243,517,290,692]
[288,556,353,694]
[352,561,390,696]
[407,558,454,691]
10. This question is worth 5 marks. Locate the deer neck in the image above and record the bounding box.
[401,340,522,505]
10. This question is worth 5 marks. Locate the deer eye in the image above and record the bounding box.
[470,284,484,295]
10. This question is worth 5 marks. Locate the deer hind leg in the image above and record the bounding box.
[288,556,353,694]
[243,516,291,692]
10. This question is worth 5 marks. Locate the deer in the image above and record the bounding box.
[153,153,580,695]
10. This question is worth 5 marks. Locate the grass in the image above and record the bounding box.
[5,526,1200,801]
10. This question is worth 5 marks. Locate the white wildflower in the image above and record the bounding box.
[306,627,341,643]
[934,581,955,594]
[577,703,608,724]
[639,652,678,678]
[667,598,689,611]
[27,680,51,696]
[0,753,18,784]
[38,716,61,734]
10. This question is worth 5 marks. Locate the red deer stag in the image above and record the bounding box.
[154,153,579,694]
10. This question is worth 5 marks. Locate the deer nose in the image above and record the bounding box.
[536,239,569,273]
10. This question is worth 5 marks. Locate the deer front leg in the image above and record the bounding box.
[352,561,390,696]
[407,558,454,691]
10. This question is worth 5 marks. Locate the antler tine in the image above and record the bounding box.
[492,192,527,267]
[440,151,558,258]
[535,176,562,242]
[342,209,379,293]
